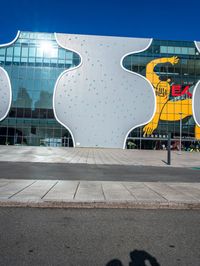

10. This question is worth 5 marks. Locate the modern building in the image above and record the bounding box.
[0,31,200,149]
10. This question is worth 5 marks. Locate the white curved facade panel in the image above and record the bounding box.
[193,80,200,126]
[193,42,200,126]
[195,41,200,53]
[54,33,155,148]
[0,31,19,122]
[0,67,12,121]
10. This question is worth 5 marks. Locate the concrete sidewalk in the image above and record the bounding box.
[0,145,200,167]
[0,179,200,209]
[0,146,200,210]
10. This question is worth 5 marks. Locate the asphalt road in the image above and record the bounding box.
[0,162,200,182]
[0,208,199,266]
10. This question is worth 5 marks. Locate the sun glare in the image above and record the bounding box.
[40,41,53,52]
[39,41,58,57]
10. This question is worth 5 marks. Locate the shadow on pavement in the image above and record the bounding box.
[106,249,160,266]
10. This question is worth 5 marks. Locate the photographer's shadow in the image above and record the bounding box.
[106,249,160,266]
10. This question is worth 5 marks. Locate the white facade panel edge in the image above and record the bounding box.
[192,80,200,127]
[120,38,156,149]
[53,32,83,147]
[0,31,20,47]
[0,67,12,121]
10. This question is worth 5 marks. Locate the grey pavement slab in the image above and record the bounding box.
[44,181,79,201]
[0,179,36,199]
[75,181,105,201]
[0,179,10,188]
[0,179,200,209]
[166,183,200,201]
[124,182,167,202]
[102,182,135,201]
[10,180,57,201]
[145,182,197,203]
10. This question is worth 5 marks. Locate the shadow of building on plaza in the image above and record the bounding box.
[106,249,160,266]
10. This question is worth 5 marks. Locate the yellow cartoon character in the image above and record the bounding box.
[143,56,200,139]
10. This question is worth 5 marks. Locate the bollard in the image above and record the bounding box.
[167,132,171,165]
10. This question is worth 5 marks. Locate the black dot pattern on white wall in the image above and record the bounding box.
[53,33,155,148]
[0,68,12,121]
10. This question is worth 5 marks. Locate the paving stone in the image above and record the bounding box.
[75,181,104,201]
[44,181,79,201]
[166,183,200,202]
[10,180,57,201]
[0,180,35,199]
[146,182,197,202]
[125,182,167,202]
[0,179,11,188]
[102,182,135,201]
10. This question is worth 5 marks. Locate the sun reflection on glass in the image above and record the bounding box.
[39,41,57,57]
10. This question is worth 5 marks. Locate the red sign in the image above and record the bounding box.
[171,85,192,97]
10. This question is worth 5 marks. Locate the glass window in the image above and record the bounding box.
[182,47,188,54]
[167,46,174,54]
[19,39,29,45]
[43,58,50,63]
[160,46,167,53]
[21,32,30,38]
[50,58,57,64]
[6,47,13,57]
[14,46,21,57]
[21,57,28,63]
[73,53,80,60]
[34,69,42,79]
[28,57,35,63]
[36,33,45,39]
[36,58,43,63]
[0,48,6,56]
[58,49,65,59]
[26,69,34,79]
[188,48,195,55]
[174,47,181,54]
[0,56,5,61]
[36,47,43,57]
[51,49,58,58]
[58,59,65,64]
[29,47,36,57]
[13,57,20,63]
[65,59,73,65]
[21,47,28,57]
[43,50,50,58]
[6,56,12,61]
[29,33,36,39]
[66,52,73,60]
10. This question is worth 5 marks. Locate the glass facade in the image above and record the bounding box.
[0,32,80,146]
[123,39,200,150]
[0,32,200,149]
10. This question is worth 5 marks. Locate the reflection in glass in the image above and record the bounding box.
[0,31,81,147]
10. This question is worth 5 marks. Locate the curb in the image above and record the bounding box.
[0,200,200,210]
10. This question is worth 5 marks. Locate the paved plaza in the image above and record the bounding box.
[0,146,200,209]
[0,145,200,167]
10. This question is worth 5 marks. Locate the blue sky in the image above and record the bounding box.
[0,0,199,43]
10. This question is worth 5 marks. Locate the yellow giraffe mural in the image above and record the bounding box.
[143,56,200,139]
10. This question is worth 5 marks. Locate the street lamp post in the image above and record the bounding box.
[179,112,183,154]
